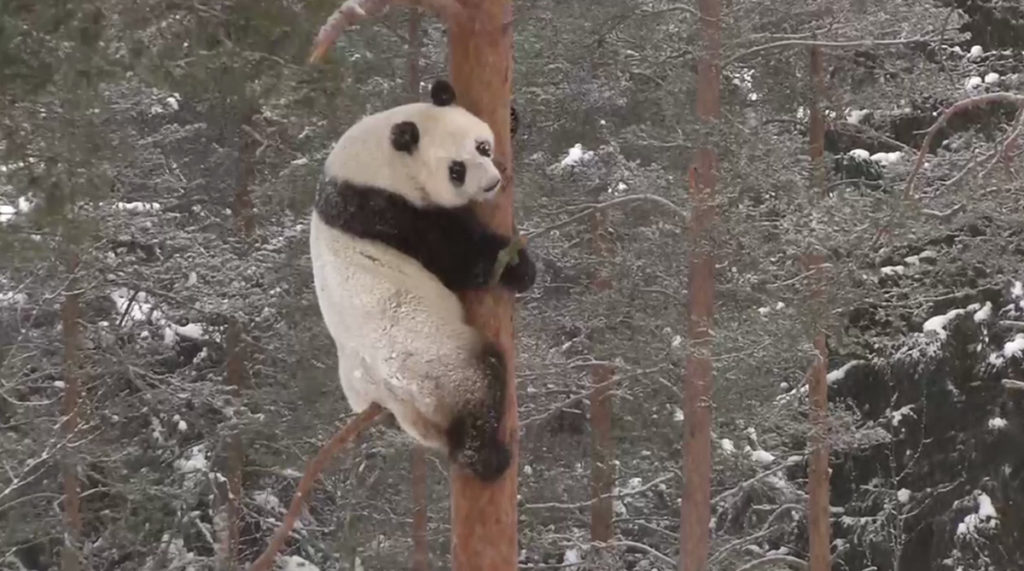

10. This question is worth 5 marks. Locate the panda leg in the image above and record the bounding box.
[444,342,511,482]
[336,352,378,412]
[388,403,449,451]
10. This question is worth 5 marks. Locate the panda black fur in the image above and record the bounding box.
[309,79,535,482]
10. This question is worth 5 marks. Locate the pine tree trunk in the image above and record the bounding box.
[589,363,614,542]
[220,105,258,569]
[224,319,246,569]
[60,252,83,571]
[680,0,721,569]
[806,44,832,571]
[411,446,429,571]
[447,1,519,569]
[590,210,615,547]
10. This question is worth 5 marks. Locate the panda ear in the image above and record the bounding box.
[391,121,420,154]
[430,80,456,107]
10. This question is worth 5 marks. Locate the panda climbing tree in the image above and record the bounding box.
[250,2,526,570]
[310,78,535,481]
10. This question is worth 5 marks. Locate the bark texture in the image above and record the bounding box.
[590,210,615,545]
[223,108,258,568]
[680,0,721,569]
[806,44,832,571]
[60,253,82,571]
[447,1,519,569]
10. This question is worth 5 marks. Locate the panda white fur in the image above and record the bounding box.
[309,80,536,481]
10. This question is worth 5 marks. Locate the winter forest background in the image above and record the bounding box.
[2,0,1023,569]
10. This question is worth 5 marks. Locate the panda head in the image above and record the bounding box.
[324,79,502,209]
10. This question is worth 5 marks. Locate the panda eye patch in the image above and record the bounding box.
[475,141,492,157]
[449,161,467,185]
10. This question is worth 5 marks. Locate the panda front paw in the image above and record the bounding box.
[500,248,536,293]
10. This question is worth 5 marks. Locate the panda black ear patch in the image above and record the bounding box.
[430,80,456,107]
[391,121,420,154]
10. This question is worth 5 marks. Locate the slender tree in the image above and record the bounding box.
[60,251,82,571]
[680,0,721,569]
[221,103,259,569]
[806,44,831,571]
[447,0,520,568]
[589,210,616,548]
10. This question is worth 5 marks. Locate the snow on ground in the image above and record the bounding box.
[968,45,984,60]
[1011,281,1023,299]
[984,72,1000,84]
[897,488,911,503]
[965,76,984,90]
[848,148,870,160]
[880,265,905,276]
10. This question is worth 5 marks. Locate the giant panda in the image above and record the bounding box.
[309,79,536,482]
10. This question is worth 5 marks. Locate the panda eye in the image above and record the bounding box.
[475,141,491,157]
[449,161,466,185]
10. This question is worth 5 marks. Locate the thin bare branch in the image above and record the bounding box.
[522,473,675,511]
[903,92,1024,200]
[725,36,931,68]
[248,403,384,571]
[523,195,687,240]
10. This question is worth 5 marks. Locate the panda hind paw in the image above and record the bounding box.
[446,414,510,482]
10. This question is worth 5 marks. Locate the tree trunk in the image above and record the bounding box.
[407,13,430,570]
[447,1,519,569]
[223,319,246,569]
[680,0,721,569]
[60,252,83,571]
[806,44,832,571]
[411,446,429,571]
[590,210,615,546]
[220,106,258,569]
